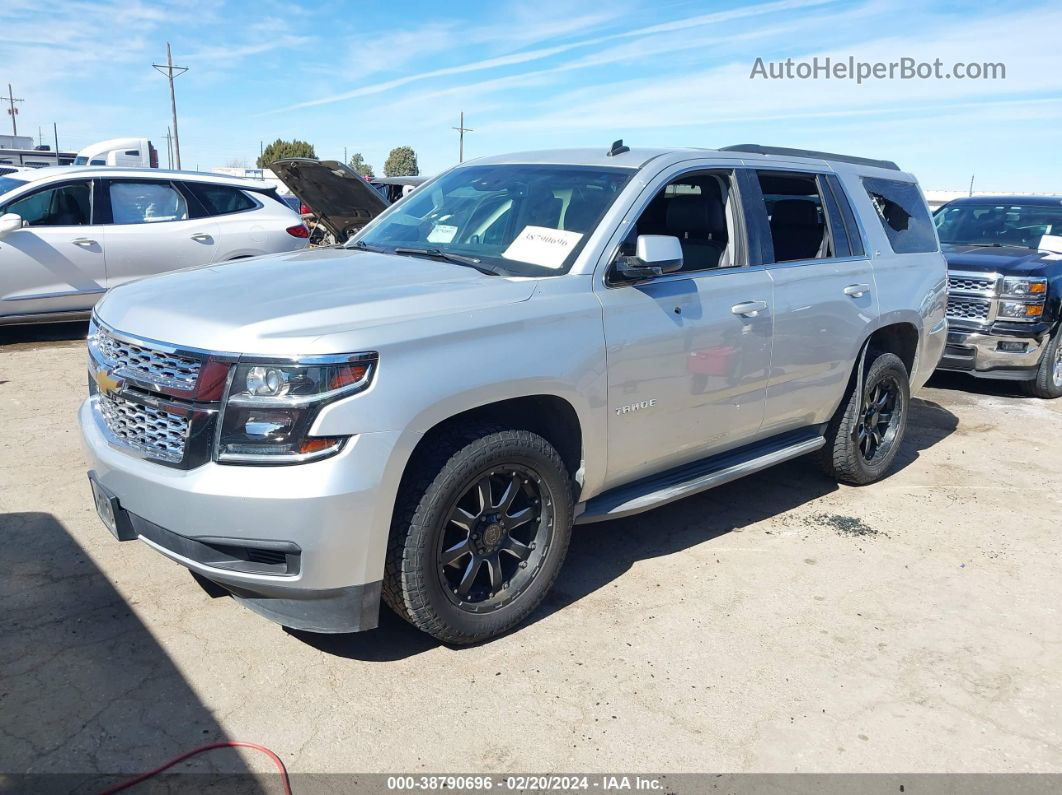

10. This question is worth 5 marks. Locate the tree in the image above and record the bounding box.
[256,138,316,168]
[348,152,374,178]
[383,146,419,177]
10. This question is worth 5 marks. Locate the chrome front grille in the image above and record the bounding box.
[97,392,189,464]
[948,274,995,293]
[92,328,202,392]
[946,296,991,322]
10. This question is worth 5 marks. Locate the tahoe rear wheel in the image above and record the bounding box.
[819,351,911,485]
[384,428,573,644]
[1020,330,1062,399]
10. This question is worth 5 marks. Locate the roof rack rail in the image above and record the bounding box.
[719,144,900,171]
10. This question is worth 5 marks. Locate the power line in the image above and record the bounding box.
[5,84,24,137]
[452,111,473,163]
[152,43,188,169]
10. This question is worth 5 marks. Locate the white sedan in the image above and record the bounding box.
[0,166,309,325]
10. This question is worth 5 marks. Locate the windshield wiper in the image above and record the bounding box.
[349,240,387,252]
[392,247,502,276]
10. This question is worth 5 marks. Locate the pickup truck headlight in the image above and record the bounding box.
[216,353,377,464]
[1001,277,1047,298]
[997,301,1045,321]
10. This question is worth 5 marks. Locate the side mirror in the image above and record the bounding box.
[0,213,24,238]
[615,235,683,280]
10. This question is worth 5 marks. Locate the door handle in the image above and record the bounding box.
[731,300,768,317]
[843,283,871,298]
[190,233,212,242]
[72,238,97,246]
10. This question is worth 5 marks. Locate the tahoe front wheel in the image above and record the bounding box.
[819,351,911,485]
[384,428,573,644]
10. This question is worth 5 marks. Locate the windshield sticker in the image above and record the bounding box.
[427,224,458,244]
[502,226,584,269]
[1039,234,1062,255]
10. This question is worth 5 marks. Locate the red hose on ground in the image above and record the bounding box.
[99,740,292,795]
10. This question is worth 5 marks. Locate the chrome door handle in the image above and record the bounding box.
[190,233,212,242]
[731,300,768,317]
[72,238,97,246]
[843,284,871,298]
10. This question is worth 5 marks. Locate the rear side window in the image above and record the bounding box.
[110,181,189,224]
[757,171,835,263]
[862,177,938,254]
[824,175,865,257]
[187,183,257,216]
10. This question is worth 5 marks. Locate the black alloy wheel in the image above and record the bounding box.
[437,466,553,613]
[857,378,903,462]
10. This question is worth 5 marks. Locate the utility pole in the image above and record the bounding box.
[968,174,975,197]
[153,43,188,169]
[452,111,473,163]
[163,127,174,169]
[53,123,59,161]
[5,84,23,137]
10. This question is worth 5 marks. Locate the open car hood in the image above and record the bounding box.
[270,158,389,242]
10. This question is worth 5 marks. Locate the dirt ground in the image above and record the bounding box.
[2,322,1060,784]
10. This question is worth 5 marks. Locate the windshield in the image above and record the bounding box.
[0,176,28,196]
[934,202,1062,251]
[73,156,89,165]
[351,164,635,276]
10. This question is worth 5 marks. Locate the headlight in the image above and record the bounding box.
[216,353,377,464]
[997,301,1044,321]
[1001,277,1047,298]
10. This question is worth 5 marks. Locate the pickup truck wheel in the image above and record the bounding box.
[383,428,573,644]
[819,351,910,485]
[1020,330,1062,399]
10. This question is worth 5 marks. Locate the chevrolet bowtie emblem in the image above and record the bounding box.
[94,367,123,397]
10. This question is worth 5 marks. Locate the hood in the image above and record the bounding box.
[941,243,1061,275]
[94,248,538,354]
[269,158,389,242]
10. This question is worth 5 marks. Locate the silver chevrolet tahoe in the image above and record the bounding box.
[80,144,947,644]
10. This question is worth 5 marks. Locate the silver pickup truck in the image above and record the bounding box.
[80,143,947,644]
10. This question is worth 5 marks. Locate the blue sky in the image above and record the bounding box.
[2,0,1061,190]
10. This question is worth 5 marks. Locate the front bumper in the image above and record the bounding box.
[79,397,401,632]
[938,326,1048,380]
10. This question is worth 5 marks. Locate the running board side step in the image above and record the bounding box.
[575,430,826,524]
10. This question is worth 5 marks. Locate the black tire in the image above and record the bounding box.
[1020,330,1062,399]
[383,426,573,644]
[819,351,911,485]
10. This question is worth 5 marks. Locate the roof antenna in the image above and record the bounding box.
[607,139,630,157]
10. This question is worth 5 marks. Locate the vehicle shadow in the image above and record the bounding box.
[300,398,959,659]
[533,395,959,629]
[0,320,89,349]
[286,609,442,661]
[924,370,1029,399]
[0,512,257,792]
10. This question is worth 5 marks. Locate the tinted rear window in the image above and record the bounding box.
[187,183,256,215]
[862,177,938,254]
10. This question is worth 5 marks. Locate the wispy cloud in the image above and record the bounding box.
[273,0,837,113]
[3,0,1060,191]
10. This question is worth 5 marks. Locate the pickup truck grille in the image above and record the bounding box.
[97,392,190,464]
[946,296,991,322]
[946,270,1002,325]
[948,274,995,293]
[93,328,202,392]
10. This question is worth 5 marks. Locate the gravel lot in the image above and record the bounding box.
[2,322,1061,783]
